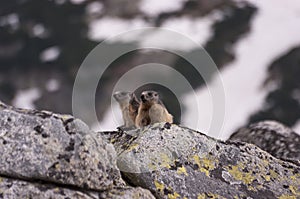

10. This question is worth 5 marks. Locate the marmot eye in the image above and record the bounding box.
[148,93,152,97]
[154,93,158,96]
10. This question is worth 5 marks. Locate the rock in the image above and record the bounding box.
[0,101,121,191]
[0,176,155,199]
[102,0,141,18]
[108,123,300,199]
[0,101,155,198]
[98,187,155,199]
[229,120,300,163]
[249,46,300,127]
[0,176,98,199]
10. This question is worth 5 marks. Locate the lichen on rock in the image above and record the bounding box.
[229,120,300,164]
[108,123,300,199]
[0,101,155,199]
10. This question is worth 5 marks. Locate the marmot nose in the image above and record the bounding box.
[141,94,145,100]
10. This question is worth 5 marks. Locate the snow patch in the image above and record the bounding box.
[293,120,300,135]
[161,15,215,46]
[86,2,103,15]
[139,0,187,17]
[12,88,41,109]
[46,79,60,92]
[33,24,46,37]
[88,17,150,41]
[40,46,61,62]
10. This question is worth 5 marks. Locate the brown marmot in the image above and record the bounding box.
[113,91,137,128]
[128,93,140,125]
[135,90,173,128]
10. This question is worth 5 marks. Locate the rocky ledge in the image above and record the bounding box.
[0,101,154,199]
[0,101,299,198]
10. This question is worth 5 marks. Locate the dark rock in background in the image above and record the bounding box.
[249,47,300,127]
[107,123,300,199]
[203,3,257,67]
[229,120,300,164]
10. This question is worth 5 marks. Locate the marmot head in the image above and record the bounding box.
[113,91,131,104]
[140,90,159,104]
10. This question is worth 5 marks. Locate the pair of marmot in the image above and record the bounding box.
[113,90,173,129]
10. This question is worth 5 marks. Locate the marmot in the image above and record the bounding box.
[135,90,173,128]
[113,91,137,128]
[128,93,140,124]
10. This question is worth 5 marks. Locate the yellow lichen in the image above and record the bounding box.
[278,195,296,199]
[289,185,299,195]
[192,155,216,177]
[160,153,171,169]
[290,174,300,184]
[54,163,60,170]
[148,163,157,171]
[197,193,206,199]
[269,170,278,179]
[127,143,139,152]
[53,188,60,193]
[264,175,271,182]
[177,166,188,176]
[227,165,255,185]
[154,180,165,194]
[262,159,269,166]
[168,192,180,199]
[110,138,116,143]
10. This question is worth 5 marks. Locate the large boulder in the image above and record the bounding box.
[107,123,300,199]
[0,101,155,199]
[0,101,120,190]
[0,176,154,199]
[229,120,300,163]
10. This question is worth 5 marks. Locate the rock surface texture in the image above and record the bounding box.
[0,101,155,199]
[107,123,300,199]
[0,101,299,199]
[229,120,300,163]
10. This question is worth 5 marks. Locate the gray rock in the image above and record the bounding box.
[229,120,300,163]
[0,176,98,199]
[0,176,155,199]
[108,123,300,199]
[0,101,121,191]
[102,0,141,18]
[98,186,155,199]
